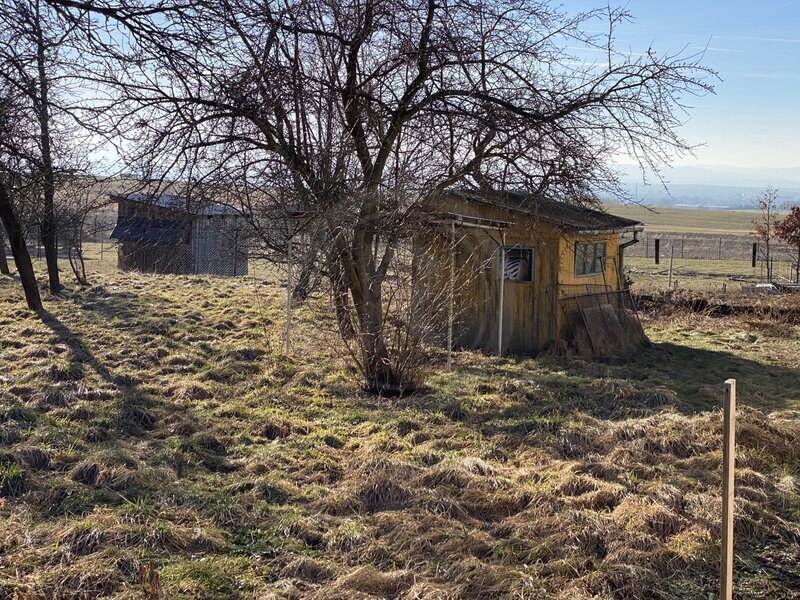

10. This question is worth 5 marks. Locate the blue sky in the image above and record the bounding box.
[570,0,800,169]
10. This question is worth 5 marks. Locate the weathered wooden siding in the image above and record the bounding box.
[420,195,627,354]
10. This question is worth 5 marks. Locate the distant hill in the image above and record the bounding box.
[612,164,800,209]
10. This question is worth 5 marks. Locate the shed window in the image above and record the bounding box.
[575,242,606,276]
[504,247,534,283]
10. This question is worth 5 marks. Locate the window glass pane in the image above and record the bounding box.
[594,242,606,274]
[575,241,606,276]
[504,248,534,282]
[574,243,587,276]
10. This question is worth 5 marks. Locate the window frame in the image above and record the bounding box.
[574,241,607,277]
[502,246,535,284]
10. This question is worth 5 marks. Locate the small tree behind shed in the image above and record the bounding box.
[753,186,779,281]
[774,206,800,284]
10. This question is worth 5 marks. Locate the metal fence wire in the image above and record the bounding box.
[4,218,800,294]
[622,231,800,291]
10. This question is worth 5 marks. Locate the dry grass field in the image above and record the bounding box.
[0,265,799,599]
[604,204,786,236]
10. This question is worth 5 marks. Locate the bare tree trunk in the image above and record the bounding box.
[352,285,394,391]
[0,226,10,275]
[328,253,356,340]
[291,244,318,304]
[68,246,87,285]
[34,0,61,294]
[0,183,43,310]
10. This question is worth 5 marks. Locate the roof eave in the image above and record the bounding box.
[575,224,645,235]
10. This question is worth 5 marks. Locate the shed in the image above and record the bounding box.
[109,192,248,276]
[416,190,645,356]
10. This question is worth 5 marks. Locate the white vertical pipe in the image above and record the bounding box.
[285,235,293,354]
[447,221,455,371]
[497,230,506,356]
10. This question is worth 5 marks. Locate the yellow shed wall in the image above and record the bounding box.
[421,196,627,354]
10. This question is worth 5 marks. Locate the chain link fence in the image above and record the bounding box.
[5,216,799,297]
[624,231,799,293]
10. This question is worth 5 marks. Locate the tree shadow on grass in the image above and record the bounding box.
[401,340,800,446]
[37,308,164,436]
[595,340,800,413]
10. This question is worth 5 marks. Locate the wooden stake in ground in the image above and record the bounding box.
[721,378,736,600]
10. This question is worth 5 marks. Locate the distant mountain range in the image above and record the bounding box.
[610,164,800,209]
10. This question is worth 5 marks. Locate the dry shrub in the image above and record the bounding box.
[16,447,51,471]
[36,554,126,600]
[280,557,335,583]
[70,461,100,486]
[334,565,415,598]
[58,524,107,558]
[585,562,659,600]
[611,497,685,540]
[356,475,413,513]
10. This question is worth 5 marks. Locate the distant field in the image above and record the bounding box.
[605,203,787,235]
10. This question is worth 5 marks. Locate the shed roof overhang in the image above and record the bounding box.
[430,211,513,231]
[446,189,644,234]
[110,217,186,243]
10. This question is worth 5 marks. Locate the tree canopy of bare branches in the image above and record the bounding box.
[28,0,714,390]
[78,0,714,390]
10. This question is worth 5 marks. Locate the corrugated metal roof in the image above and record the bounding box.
[449,190,643,233]
[110,192,240,216]
[110,217,186,244]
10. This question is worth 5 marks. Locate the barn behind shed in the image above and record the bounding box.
[110,192,249,276]
[417,190,646,356]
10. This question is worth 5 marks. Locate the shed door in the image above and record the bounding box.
[500,246,538,353]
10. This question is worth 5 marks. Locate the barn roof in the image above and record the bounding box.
[110,217,185,243]
[449,190,643,233]
[110,192,240,217]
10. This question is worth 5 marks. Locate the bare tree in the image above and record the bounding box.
[0,225,9,275]
[0,0,105,294]
[52,0,714,390]
[0,86,44,309]
[753,186,779,281]
[774,205,800,284]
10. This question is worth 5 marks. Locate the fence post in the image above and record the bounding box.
[720,379,736,600]
[654,238,660,265]
[718,237,722,261]
[668,245,675,289]
[681,234,685,259]
[751,243,757,269]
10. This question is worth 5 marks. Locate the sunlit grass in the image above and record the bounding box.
[0,267,798,599]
